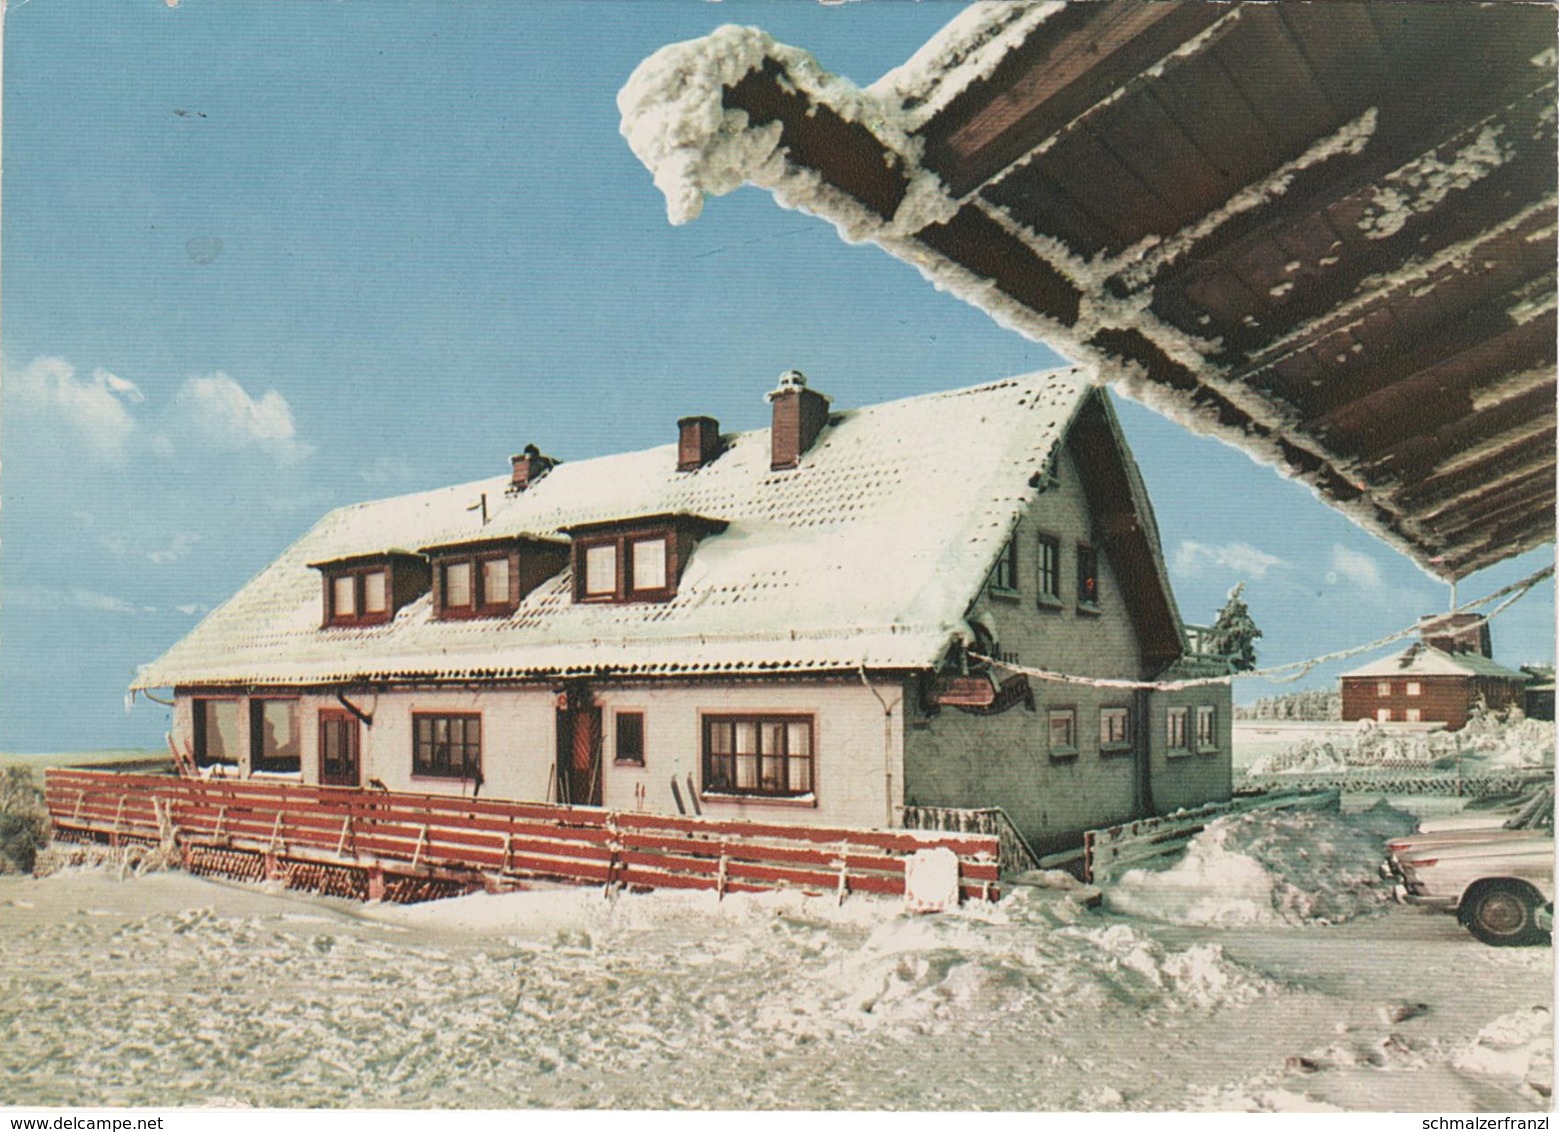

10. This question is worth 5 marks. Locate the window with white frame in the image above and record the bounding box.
[1377,708,1392,722]
[1405,708,1422,722]
[1168,706,1189,752]
[1406,681,1422,697]
[1195,705,1217,752]
[1377,681,1392,697]
[1036,534,1061,605]
[1100,706,1131,752]
[991,534,1019,593]
[1048,708,1077,758]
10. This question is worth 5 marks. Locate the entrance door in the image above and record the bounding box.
[318,709,361,787]
[555,686,602,807]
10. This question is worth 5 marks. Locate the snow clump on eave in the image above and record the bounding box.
[617,26,790,227]
[617,25,959,242]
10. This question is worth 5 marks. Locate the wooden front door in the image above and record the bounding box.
[318,709,361,787]
[556,687,602,807]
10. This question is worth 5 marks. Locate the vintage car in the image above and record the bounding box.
[1412,785,1552,836]
[1385,793,1553,946]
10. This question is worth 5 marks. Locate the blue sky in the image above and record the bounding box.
[3,1,1552,751]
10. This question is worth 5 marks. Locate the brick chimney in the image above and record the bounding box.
[508,444,555,493]
[766,370,831,471]
[1419,611,1493,657]
[677,416,722,471]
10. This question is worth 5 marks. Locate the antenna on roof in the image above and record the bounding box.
[467,492,488,526]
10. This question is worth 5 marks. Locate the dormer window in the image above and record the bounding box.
[631,536,668,592]
[584,543,618,598]
[420,535,568,620]
[564,513,727,605]
[309,552,427,628]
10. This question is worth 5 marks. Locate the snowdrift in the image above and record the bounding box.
[1104,802,1417,927]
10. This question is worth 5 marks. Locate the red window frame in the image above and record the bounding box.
[323,565,393,627]
[435,550,516,620]
[318,709,360,787]
[573,528,678,604]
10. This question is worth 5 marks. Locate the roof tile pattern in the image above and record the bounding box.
[136,370,1096,688]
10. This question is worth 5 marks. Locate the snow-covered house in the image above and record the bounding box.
[1340,614,1530,730]
[133,369,1231,855]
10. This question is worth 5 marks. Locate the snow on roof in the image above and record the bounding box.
[134,369,1115,689]
[617,10,1558,582]
[1341,644,1529,682]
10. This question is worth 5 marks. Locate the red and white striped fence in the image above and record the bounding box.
[44,769,1000,904]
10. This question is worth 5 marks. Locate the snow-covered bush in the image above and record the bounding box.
[1245,709,1555,775]
[0,766,50,874]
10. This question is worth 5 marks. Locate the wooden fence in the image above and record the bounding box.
[1239,768,1550,798]
[1083,790,1340,885]
[44,769,999,904]
[899,804,1041,877]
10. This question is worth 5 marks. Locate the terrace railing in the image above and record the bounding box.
[44,769,999,904]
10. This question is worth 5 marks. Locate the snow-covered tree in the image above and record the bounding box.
[1208,582,1262,672]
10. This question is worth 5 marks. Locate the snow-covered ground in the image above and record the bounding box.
[1,803,1550,1112]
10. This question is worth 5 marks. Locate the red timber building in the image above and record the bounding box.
[1340,614,1530,730]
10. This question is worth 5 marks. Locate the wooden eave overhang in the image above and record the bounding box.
[305,549,423,572]
[417,533,568,557]
[632,2,1558,580]
[559,512,730,539]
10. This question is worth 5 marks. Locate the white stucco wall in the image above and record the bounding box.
[594,680,904,829]
[174,678,905,829]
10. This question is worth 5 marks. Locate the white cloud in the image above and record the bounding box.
[70,588,146,614]
[175,603,210,616]
[8,356,143,462]
[148,531,201,565]
[1172,539,1287,579]
[96,367,145,403]
[6,585,149,614]
[169,373,313,465]
[1327,544,1384,590]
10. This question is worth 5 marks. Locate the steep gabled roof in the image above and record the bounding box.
[619,3,1557,581]
[1342,643,1527,681]
[134,368,1183,689]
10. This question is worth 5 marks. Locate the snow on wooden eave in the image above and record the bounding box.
[617,12,1558,585]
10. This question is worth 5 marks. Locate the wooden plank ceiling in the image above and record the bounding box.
[708,2,1558,580]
